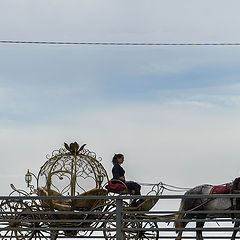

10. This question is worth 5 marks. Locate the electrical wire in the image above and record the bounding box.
[1,40,240,46]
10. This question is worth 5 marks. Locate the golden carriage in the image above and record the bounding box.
[0,142,163,239]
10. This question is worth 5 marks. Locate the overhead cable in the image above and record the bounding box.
[1,40,240,46]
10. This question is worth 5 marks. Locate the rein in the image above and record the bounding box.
[138,199,214,221]
[186,199,213,213]
[138,181,191,192]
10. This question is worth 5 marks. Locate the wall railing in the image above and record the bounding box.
[1,194,240,239]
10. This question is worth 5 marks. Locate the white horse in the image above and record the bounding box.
[175,178,240,240]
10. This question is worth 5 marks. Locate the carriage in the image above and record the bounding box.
[0,141,164,239]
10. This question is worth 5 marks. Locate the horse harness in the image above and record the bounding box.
[185,180,240,217]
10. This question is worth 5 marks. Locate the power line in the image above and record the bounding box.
[1,40,240,46]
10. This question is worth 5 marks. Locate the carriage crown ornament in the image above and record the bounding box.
[24,141,109,196]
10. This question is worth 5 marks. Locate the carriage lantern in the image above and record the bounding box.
[25,169,32,188]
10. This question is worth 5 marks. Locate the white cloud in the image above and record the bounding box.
[168,100,214,108]
[154,82,240,108]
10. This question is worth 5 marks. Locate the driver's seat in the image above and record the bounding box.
[105,179,130,195]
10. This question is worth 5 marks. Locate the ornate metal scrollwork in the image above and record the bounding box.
[24,141,109,196]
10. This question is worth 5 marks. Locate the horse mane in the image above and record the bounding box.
[231,177,240,193]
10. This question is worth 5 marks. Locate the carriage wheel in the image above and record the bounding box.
[123,214,141,240]
[137,221,159,240]
[103,214,140,240]
[32,221,58,240]
[0,200,36,239]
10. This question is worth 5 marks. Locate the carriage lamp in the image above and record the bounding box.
[25,169,32,188]
[97,173,104,188]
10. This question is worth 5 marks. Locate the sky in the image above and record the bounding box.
[1,0,240,208]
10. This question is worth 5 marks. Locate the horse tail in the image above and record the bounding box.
[174,199,185,232]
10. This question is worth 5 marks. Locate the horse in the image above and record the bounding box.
[175,178,240,240]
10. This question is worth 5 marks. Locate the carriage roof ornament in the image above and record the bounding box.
[25,141,109,196]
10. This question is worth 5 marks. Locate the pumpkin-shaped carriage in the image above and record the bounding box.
[0,142,164,239]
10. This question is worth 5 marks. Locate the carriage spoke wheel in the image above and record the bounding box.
[0,200,36,240]
[32,221,57,240]
[77,204,107,238]
[137,221,159,240]
[103,214,140,240]
[123,214,141,240]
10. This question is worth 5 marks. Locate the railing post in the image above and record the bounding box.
[116,197,123,240]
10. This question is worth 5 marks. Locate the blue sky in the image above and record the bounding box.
[1,0,240,197]
[1,45,240,126]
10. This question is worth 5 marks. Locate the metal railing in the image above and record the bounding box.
[1,194,240,239]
